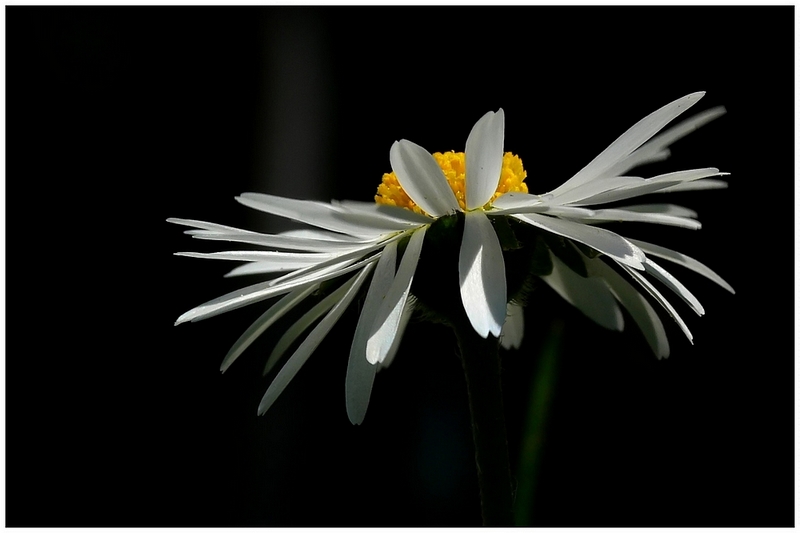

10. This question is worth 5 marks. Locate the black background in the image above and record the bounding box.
[7,6,794,527]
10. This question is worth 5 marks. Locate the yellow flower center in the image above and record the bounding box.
[375,151,528,216]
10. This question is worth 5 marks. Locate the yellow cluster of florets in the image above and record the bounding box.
[375,151,528,216]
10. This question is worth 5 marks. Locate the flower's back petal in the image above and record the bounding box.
[390,140,461,217]
[499,302,524,350]
[643,258,705,316]
[237,193,412,236]
[459,211,507,338]
[542,250,624,332]
[513,212,645,270]
[629,238,734,294]
[465,109,505,210]
[346,241,398,425]
[263,279,356,376]
[366,227,426,364]
[619,263,694,344]
[550,92,705,197]
[257,265,373,416]
[220,284,318,373]
[587,258,670,359]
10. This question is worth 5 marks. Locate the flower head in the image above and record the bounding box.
[170,92,733,424]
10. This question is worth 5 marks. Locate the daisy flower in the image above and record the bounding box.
[170,91,732,424]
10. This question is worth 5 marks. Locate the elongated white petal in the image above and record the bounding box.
[187,232,373,252]
[565,169,725,207]
[513,212,645,270]
[542,251,624,331]
[335,200,433,225]
[226,257,356,279]
[237,193,411,237]
[459,211,507,338]
[257,265,373,416]
[345,241,398,425]
[628,238,734,293]
[168,217,259,235]
[174,253,380,324]
[378,297,415,370]
[175,250,337,264]
[609,106,726,177]
[220,284,318,373]
[465,109,505,210]
[619,204,698,218]
[586,258,669,359]
[643,258,704,316]
[658,179,729,193]
[500,302,524,350]
[546,176,639,206]
[389,140,460,217]
[551,92,705,197]
[265,235,402,287]
[366,227,426,364]
[569,208,702,230]
[491,193,596,218]
[620,263,693,344]
[263,278,356,375]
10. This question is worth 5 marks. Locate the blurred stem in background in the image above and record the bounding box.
[514,319,564,526]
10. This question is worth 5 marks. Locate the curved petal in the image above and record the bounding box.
[465,109,505,210]
[389,140,460,217]
[500,301,524,350]
[257,265,373,416]
[550,92,705,197]
[513,212,646,271]
[542,250,624,331]
[345,241,398,425]
[586,258,669,359]
[459,211,507,338]
[366,227,427,364]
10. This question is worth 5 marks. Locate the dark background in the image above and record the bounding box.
[7,6,794,527]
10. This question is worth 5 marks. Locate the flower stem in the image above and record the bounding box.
[451,317,514,526]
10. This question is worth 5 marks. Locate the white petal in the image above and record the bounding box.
[658,179,729,193]
[335,200,433,225]
[620,263,693,344]
[500,302,524,350]
[619,204,698,218]
[366,227,426,364]
[378,297,415,370]
[219,284,318,373]
[567,208,702,230]
[491,192,544,211]
[175,250,337,264]
[459,211,507,338]
[465,109,505,210]
[237,193,410,236]
[609,106,726,177]
[187,232,373,252]
[550,92,705,197]
[389,140,460,217]
[174,253,380,324]
[262,277,355,375]
[257,265,373,415]
[264,235,402,287]
[345,241,398,425]
[513,212,645,270]
[643,258,704,316]
[573,169,725,206]
[542,250,624,331]
[586,258,669,359]
[628,238,734,294]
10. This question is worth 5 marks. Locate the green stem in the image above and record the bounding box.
[452,317,514,526]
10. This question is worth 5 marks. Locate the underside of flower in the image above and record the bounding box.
[376,151,528,215]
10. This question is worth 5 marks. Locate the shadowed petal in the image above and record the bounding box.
[459,211,507,338]
[345,241,398,425]
[366,227,427,364]
[257,265,374,416]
